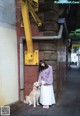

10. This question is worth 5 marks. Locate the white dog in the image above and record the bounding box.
[24,82,41,107]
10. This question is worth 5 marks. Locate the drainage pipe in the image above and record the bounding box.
[33,25,63,40]
[20,25,63,41]
[20,39,24,102]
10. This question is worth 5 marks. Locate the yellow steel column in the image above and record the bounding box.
[21,0,39,65]
[21,0,33,53]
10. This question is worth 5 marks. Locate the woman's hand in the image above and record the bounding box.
[41,80,45,85]
[38,82,42,86]
[43,83,48,86]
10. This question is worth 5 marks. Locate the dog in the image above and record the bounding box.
[24,82,41,107]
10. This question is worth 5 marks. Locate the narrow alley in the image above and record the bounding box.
[11,67,80,116]
[1,1,80,116]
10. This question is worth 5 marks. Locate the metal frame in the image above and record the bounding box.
[20,0,39,65]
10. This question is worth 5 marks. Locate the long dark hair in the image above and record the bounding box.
[39,60,49,72]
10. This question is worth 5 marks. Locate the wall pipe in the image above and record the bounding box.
[33,25,63,40]
[20,18,68,101]
[20,39,24,102]
[20,25,63,41]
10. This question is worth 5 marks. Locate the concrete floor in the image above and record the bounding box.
[11,67,80,116]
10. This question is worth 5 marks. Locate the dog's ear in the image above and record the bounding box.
[33,82,36,87]
[33,82,35,86]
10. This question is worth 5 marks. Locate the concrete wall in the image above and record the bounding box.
[0,0,19,106]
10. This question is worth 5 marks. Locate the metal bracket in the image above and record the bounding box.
[24,50,39,65]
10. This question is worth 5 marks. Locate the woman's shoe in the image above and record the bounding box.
[46,105,49,109]
[43,105,46,108]
[43,105,49,109]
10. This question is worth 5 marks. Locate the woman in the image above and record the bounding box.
[38,60,56,109]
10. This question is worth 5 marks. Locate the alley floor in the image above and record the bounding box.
[11,67,80,116]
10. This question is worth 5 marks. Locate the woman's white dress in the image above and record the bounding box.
[40,84,56,105]
[38,65,56,105]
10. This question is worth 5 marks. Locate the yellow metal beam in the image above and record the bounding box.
[33,0,38,3]
[21,0,39,65]
[21,0,33,53]
[25,50,39,65]
[28,0,39,11]
[28,2,42,26]
[21,0,42,27]
[72,44,80,47]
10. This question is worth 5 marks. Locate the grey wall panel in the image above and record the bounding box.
[0,0,16,26]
